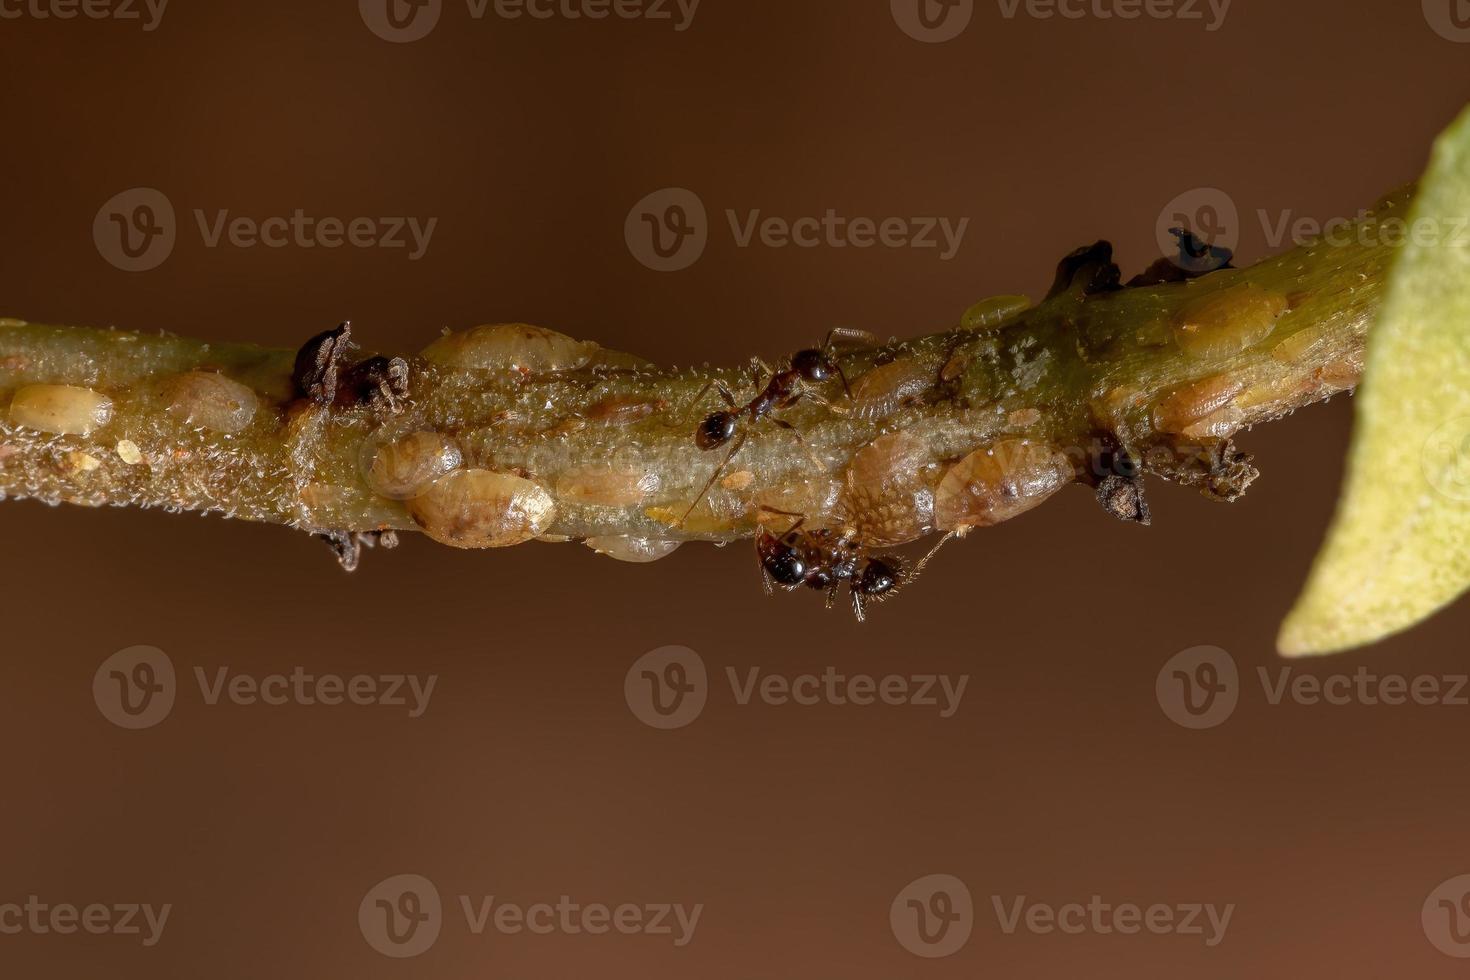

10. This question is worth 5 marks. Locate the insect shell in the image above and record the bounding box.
[407,469,557,549]
[755,522,906,622]
[8,384,113,436]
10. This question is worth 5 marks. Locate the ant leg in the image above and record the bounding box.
[801,391,851,416]
[755,536,775,596]
[677,429,748,528]
[755,505,809,535]
[770,418,806,445]
[684,378,739,415]
[834,364,853,400]
[684,378,715,414]
[850,588,868,624]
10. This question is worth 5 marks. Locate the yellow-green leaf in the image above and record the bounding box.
[1279,105,1470,656]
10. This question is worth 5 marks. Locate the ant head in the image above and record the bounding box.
[856,556,904,599]
[790,348,834,382]
[761,541,807,588]
[695,411,738,450]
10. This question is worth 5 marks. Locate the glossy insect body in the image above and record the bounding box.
[695,345,846,451]
[682,329,876,525]
[754,520,910,622]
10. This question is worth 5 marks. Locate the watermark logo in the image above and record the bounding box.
[360,0,443,42]
[891,0,974,43]
[996,0,1231,30]
[993,895,1233,946]
[1423,418,1470,502]
[1156,645,1238,730]
[359,874,443,958]
[1155,187,1238,272]
[93,646,176,730]
[1424,0,1470,42]
[891,874,973,958]
[0,897,172,947]
[625,649,969,729]
[1160,647,1470,727]
[93,187,437,270]
[94,187,176,272]
[93,647,437,727]
[359,875,701,955]
[625,187,708,272]
[625,187,970,271]
[1259,209,1470,251]
[361,0,699,41]
[625,646,707,729]
[0,0,168,30]
[1425,874,1470,957]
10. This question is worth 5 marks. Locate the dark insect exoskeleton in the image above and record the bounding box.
[291,321,410,417]
[681,327,878,524]
[754,516,953,622]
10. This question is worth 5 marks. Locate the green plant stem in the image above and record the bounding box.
[0,187,1409,552]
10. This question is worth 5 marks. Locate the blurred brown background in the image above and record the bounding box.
[3,0,1470,976]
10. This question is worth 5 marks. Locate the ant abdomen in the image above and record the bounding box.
[857,557,903,599]
[696,411,738,450]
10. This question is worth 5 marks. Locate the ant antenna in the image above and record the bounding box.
[677,430,747,529]
[907,532,957,587]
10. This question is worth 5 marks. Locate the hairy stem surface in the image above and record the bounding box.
[0,187,1409,560]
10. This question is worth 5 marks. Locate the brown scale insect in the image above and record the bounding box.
[755,513,954,622]
[680,327,876,525]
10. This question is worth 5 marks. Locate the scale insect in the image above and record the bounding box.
[754,513,955,622]
[679,327,877,526]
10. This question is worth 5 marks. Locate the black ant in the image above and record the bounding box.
[755,515,954,622]
[680,327,876,525]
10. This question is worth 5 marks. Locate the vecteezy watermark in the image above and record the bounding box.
[0,0,168,30]
[1259,208,1470,251]
[1158,646,1470,730]
[624,647,969,729]
[1156,645,1239,730]
[1423,0,1470,43]
[93,187,437,272]
[891,875,974,958]
[992,895,1234,947]
[890,876,1234,955]
[893,0,1228,40]
[93,188,177,273]
[1155,187,1240,272]
[0,897,171,947]
[994,0,1231,30]
[93,647,437,729]
[1156,186,1470,267]
[358,874,702,958]
[624,188,709,273]
[1424,874,1470,957]
[1423,418,1470,502]
[625,187,969,272]
[93,646,177,730]
[359,0,700,43]
[891,0,974,43]
[624,647,708,730]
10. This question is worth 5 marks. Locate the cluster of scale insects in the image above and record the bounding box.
[682,326,954,622]
[281,227,1247,619]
